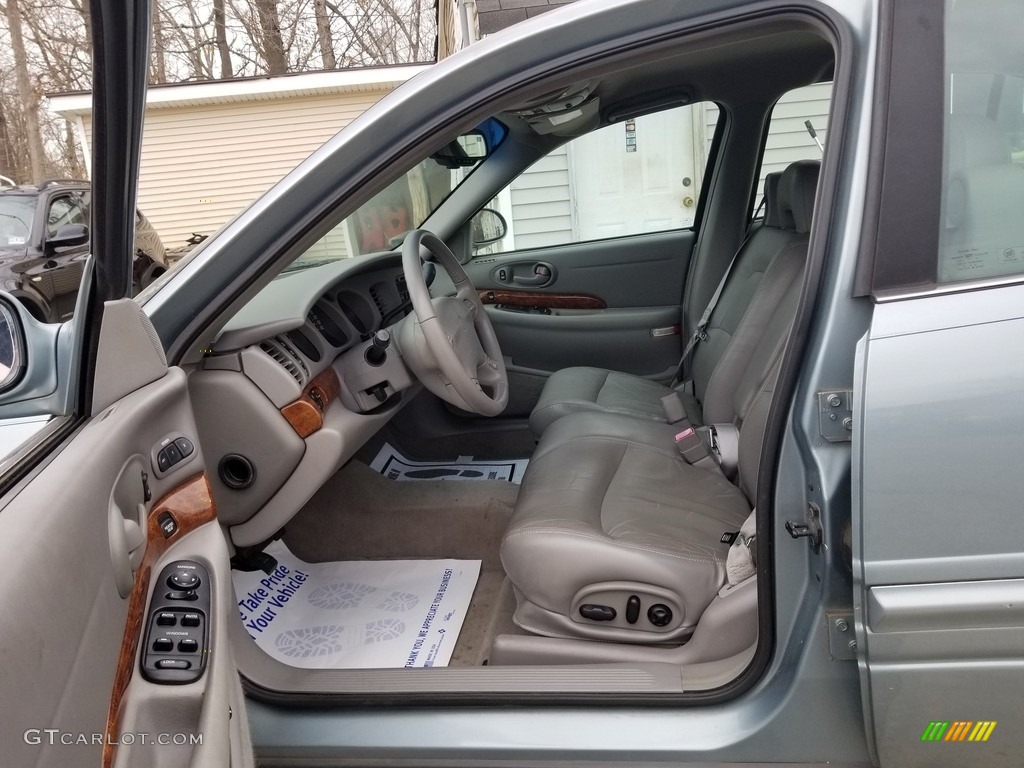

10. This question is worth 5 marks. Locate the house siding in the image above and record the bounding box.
[508,145,573,248]
[78,90,391,248]
[704,82,832,203]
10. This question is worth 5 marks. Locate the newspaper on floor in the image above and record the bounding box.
[370,442,528,484]
[232,540,480,669]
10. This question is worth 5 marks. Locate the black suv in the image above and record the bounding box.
[0,179,166,322]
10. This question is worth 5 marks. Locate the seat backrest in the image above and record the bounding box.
[687,160,820,426]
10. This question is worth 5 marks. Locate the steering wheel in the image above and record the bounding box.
[397,230,508,416]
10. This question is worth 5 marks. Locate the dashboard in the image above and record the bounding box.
[190,251,438,546]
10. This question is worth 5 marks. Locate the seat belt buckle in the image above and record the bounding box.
[674,427,711,464]
[660,391,687,424]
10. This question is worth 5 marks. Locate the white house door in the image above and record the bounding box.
[569,104,698,240]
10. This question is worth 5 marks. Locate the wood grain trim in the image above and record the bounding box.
[477,289,606,310]
[104,473,217,768]
[280,366,342,439]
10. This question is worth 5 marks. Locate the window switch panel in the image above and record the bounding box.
[141,560,210,685]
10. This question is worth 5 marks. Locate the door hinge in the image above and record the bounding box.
[786,502,822,552]
[817,389,853,442]
[826,610,857,660]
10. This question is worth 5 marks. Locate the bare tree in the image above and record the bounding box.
[312,0,335,70]
[0,0,437,180]
[212,0,234,78]
[5,0,45,181]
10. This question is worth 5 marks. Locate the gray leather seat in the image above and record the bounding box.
[529,161,819,436]
[502,167,816,644]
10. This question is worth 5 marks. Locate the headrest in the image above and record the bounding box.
[762,171,783,228]
[776,160,820,234]
[948,115,1011,174]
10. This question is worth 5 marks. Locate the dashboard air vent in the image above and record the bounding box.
[259,336,309,387]
[395,275,410,305]
[368,282,389,318]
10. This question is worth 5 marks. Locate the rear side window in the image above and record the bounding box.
[475,102,715,255]
[751,82,832,214]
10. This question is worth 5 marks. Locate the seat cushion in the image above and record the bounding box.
[528,367,672,436]
[502,413,751,643]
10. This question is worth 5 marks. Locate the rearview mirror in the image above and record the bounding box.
[431,131,489,169]
[471,208,508,246]
[47,223,89,252]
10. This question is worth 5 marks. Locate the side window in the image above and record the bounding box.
[476,102,713,255]
[753,82,832,215]
[938,67,1024,284]
[869,2,1024,295]
[46,193,88,237]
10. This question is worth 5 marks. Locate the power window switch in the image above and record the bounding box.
[152,638,174,652]
[178,639,199,653]
[156,612,176,626]
[181,613,201,627]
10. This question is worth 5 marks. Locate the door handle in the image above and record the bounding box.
[513,263,553,287]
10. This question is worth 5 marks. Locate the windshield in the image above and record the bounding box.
[283,121,504,274]
[0,196,35,246]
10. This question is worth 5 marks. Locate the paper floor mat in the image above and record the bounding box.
[232,540,480,669]
[370,442,529,484]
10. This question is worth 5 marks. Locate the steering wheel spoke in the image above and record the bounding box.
[400,230,508,416]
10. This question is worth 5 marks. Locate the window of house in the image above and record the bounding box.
[475,102,714,256]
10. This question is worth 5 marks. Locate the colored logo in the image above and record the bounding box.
[921,721,996,743]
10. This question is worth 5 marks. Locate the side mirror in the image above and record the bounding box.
[0,300,26,393]
[471,208,508,247]
[47,223,89,252]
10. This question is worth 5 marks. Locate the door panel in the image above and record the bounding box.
[464,230,693,417]
[0,366,247,767]
[467,229,693,370]
[486,304,682,376]
[853,283,1024,768]
[468,229,693,310]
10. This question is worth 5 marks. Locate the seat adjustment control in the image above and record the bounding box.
[579,604,616,621]
[625,595,641,624]
[647,603,673,627]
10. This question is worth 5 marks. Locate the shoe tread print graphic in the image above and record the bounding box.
[308,582,420,612]
[376,590,420,612]
[275,619,407,658]
[307,581,376,610]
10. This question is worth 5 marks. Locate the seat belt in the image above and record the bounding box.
[669,246,741,388]
[670,212,767,389]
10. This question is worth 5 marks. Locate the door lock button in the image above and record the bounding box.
[156,659,191,670]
